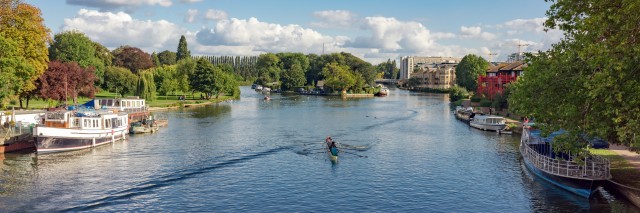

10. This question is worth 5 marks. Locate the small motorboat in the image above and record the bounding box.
[264,96,271,101]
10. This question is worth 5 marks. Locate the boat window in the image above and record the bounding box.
[74,118,80,127]
[83,119,88,128]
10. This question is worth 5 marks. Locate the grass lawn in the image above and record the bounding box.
[590,148,640,188]
[4,91,236,110]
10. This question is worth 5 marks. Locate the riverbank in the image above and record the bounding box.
[591,145,640,207]
[148,96,235,111]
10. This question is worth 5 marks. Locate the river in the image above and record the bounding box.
[0,86,636,212]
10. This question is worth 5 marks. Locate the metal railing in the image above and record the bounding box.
[520,139,611,180]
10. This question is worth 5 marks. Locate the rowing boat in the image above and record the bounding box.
[326,142,339,162]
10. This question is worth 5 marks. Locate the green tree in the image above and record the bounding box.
[280,62,306,91]
[158,50,177,65]
[510,0,640,149]
[103,66,138,97]
[256,53,281,85]
[322,62,358,92]
[136,69,156,101]
[455,54,488,92]
[151,52,161,67]
[189,58,216,99]
[153,65,179,96]
[48,30,105,85]
[176,58,195,93]
[449,85,469,102]
[176,35,190,61]
[0,1,51,108]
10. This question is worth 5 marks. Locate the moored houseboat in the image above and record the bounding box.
[520,125,611,198]
[1,110,45,153]
[469,115,505,131]
[33,109,128,153]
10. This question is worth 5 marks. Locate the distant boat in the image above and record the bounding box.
[262,87,271,93]
[255,85,263,91]
[34,109,129,153]
[469,115,506,131]
[520,125,611,197]
[454,106,473,123]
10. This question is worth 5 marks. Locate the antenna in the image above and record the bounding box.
[486,51,497,63]
[514,41,529,61]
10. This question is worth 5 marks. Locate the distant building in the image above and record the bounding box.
[410,63,458,90]
[399,56,461,80]
[477,61,526,99]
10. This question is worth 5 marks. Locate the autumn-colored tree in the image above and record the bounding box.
[112,46,153,74]
[39,61,96,105]
[0,0,51,108]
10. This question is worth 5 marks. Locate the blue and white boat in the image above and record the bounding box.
[520,125,611,198]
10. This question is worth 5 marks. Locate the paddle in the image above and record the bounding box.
[340,150,368,158]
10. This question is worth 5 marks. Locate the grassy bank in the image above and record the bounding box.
[4,91,236,110]
[590,149,640,188]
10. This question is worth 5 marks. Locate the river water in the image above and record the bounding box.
[0,86,636,212]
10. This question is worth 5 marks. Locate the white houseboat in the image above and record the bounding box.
[469,115,506,131]
[33,110,128,153]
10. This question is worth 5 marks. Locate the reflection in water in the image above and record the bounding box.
[0,86,636,212]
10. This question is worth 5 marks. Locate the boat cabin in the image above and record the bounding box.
[42,110,127,130]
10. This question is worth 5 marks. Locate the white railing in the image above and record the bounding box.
[520,139,611,180]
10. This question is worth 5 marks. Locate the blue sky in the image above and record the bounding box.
[27,0,561,64]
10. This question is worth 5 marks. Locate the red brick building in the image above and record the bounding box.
[477,61,525,99]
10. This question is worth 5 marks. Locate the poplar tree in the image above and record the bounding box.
[176,35,190,61]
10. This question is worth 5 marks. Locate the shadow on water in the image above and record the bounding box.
[61,146,291,212]
[520,161,639,212]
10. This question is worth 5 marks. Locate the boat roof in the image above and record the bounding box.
[528,129,566,143]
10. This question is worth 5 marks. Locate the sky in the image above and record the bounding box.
[27,0,563,64]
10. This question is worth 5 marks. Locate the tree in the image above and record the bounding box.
[322,62,358,92]
[154,65,179,96]
[112,46,153,74]
[455,54,488,92]
[176,35,190,61]
[0,1,50,108]
[151,52,161,67]
[176,58,195,93]
[48,30,105,85]
[510,0,640,150]
[189,58,216,99]
[256,53,281,85]
[449,85,469,102]
[39,61,96,105]
[158,50,177,65]
[136,69,156,101]
[280,62,306,91]
[103,66,138,97]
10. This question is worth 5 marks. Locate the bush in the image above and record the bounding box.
[480,99,492,107]
[449,85,469,102]
[471,96,482,102]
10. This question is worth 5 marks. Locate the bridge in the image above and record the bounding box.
[375,79,401,84]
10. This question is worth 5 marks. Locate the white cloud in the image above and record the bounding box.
[66,0,172,11]
[180,0,202,3]
[62,9,186,51]
[185,9,198,23]
[195,17,334,53]
[205,9,228,21]
[310,10,357,28]
[459,26,496,41]
[498,18,564,52]
[345,17,435,52]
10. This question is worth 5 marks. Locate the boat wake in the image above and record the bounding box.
[60,146,291,212]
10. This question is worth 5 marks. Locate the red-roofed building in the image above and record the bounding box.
[477,61,525,99]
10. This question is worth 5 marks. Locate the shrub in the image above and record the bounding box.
[449,85,469,102]
[471,96,482,102]
[480,99,492,107]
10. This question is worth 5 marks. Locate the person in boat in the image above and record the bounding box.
[326,136,334,148]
